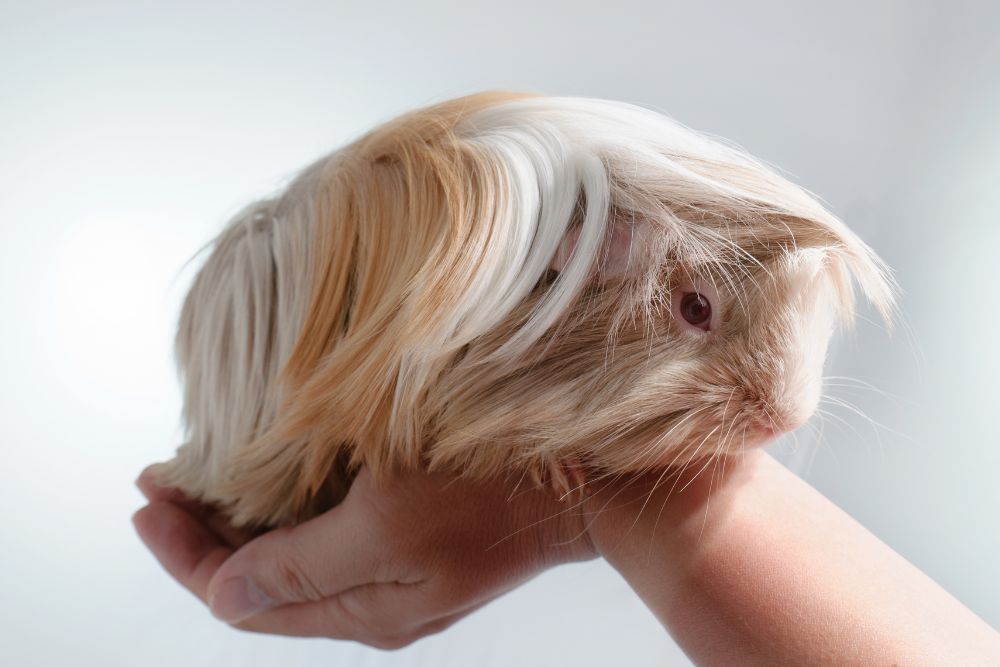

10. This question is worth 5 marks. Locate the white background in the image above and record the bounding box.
[1,2,997,665]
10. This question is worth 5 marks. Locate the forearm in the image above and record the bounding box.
[585,451,1000,665]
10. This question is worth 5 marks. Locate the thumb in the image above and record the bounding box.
[206,502,386,623]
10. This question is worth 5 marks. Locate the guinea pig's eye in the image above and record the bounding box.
[678,292,713,332]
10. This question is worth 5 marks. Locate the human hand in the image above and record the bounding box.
[133,466,597,649]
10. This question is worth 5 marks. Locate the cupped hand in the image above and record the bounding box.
[133,466,597,649]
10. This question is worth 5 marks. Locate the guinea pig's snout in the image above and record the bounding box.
[750,402,812,438]
[739,378,821,446]
[736,248,835,446]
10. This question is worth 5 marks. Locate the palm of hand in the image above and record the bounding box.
[134,465,596,649]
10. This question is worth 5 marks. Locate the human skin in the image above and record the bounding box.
[133,451,1000,663]
[585,451,1000,665]
[133,466,596,648]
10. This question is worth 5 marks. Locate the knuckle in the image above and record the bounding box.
[270,550,322,602]
[321,589,422,648]
[323,591,379,636]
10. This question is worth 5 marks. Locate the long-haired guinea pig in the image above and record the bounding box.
[152,90,895,527]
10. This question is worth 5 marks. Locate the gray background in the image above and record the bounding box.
[1,1,997,665]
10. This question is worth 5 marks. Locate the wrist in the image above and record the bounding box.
[481,478,598,581]
[581,451,765,560]
[526,489,600,566]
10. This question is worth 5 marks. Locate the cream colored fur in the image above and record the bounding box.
[153,91,895,526]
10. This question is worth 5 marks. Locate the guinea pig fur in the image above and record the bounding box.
[152,91,896,527]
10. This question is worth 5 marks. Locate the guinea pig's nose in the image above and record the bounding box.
[747,404,810,444]
[741,378,817,437]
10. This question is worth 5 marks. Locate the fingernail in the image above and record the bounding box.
[209,577,274,622]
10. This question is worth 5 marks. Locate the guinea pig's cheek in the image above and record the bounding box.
[776,282,837,430]
[800,282,837,371]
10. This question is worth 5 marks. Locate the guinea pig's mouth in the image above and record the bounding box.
[742,423,781,448]
[636,400,812,471]
[742,407,812,448]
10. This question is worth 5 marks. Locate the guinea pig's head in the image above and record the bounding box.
[171,91,895,520]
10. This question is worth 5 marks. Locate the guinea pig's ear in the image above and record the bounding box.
[549,209,641,280]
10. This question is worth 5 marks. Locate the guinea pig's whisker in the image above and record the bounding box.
[822,375,884,391]
[798,418,829,476]
[757,401,784,441]
[657,430,709,477]
[491,471,628,552]
[789,424,803,452]
[809,408,827,438]
[644,431,710,517]
[720,387,739,438]
[697,445,733,543]
[628,408,705,468]
[589,466,670,532]
[505,466,531,504]
[815,423,844,469]
[811,408,857,463]
[798,418,825,449]
[814,407,865,442]
[798,418,823,476]
[615,406,707,473]
[822,375,907,407]
[674,433,723,496]
[821,395,909,442]
[640,405,713,472]
[822,399,888,462]
[650,419,723,513]
[633,463,688,549]
[577,471,662,550]
[708,396,740,464]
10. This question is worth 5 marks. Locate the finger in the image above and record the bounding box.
[135,465,257,549]
[231,581,455,645]
[234,581,426,640]
[232,579,498,645]
[133,501,234,604]
[205,501,395,623]
[136,465,185,503]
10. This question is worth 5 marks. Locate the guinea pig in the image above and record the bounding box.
[151,90,895,527]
